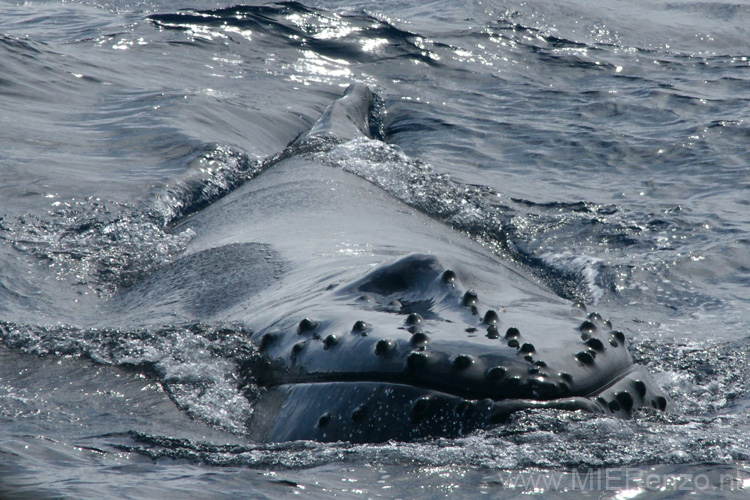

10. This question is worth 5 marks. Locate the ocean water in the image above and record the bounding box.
[1,0,749,498]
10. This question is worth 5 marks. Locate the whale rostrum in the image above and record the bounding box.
[136,84,669,442]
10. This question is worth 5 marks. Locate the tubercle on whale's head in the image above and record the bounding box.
[246,253,668,443]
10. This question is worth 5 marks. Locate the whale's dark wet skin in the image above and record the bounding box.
[120,84,666,443]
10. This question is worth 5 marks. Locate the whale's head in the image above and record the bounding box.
[246,253,667,443]
[127,82,668,443]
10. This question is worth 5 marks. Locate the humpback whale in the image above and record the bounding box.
[116,84,667,443]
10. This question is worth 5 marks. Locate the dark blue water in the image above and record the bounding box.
[1,0,749,497]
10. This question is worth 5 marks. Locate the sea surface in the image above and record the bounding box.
[1,0,749,498]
